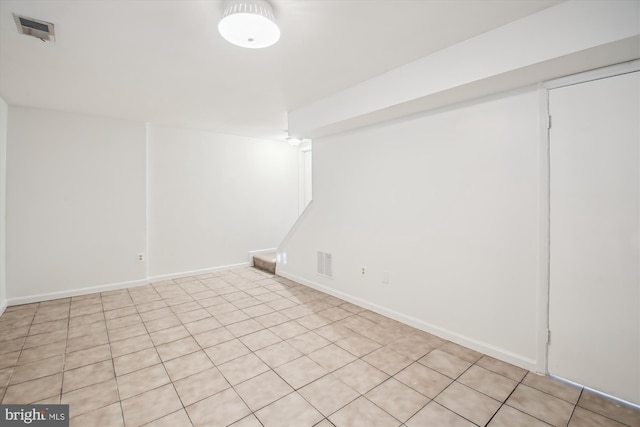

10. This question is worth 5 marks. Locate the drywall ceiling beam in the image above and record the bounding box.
[288,0,640,138]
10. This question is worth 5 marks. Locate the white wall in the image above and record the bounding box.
[147,124,299,278]
[279,88,542,370]
[0,96,7,315]
[6,107,147,302]
[2,111,299,304]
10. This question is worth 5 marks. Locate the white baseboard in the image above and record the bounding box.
[3,261,252,308]
[278,269,538,373]
[7,278,150,306]
[148,262,249,282]
[0,299,7,317]
[278,201,313,252]
[248,248,277,266]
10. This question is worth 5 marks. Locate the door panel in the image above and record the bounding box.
[549,71,640,404]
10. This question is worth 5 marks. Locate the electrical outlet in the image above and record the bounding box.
[361,266,366,276]
[137,253,144,262]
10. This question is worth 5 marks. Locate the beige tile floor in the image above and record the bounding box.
[1,267,639,427]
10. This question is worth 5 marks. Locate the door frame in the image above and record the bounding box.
[298,141,312,215]
[537,59,640,375]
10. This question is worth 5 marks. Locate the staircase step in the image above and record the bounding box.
[253,252,277,274]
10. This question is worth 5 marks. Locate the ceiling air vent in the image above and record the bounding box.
[13,13,55,42]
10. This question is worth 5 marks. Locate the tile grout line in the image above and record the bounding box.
[59,299,72,405]
[129,282,193,427]
[102,291,127,427]
[0,304,38,403]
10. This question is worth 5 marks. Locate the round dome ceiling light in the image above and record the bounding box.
[218,0,280,49]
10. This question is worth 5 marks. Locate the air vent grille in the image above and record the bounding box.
[13,13,55,42]
[317,251,333,278]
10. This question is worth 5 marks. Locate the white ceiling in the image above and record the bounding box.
[0,0,561,141]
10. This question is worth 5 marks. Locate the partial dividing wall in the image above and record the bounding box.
[146,124,299,278]
[0,96,7,314]
[279,88,543,371]
[6,107,147,302]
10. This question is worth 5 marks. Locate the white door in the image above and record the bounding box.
[548,70,640,405]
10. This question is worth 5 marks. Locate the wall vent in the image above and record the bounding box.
[13,13,55,42]
[317,251,333,278]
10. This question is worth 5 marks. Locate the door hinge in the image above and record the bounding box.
[547,115,552,130]
[546,329,551,344]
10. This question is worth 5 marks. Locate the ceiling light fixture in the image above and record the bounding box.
[218,0,280,49]
[287,137,312,146]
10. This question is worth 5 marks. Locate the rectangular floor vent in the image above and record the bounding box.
[317,251,332,278]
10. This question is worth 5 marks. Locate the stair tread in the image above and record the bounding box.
[253,253,277,263]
